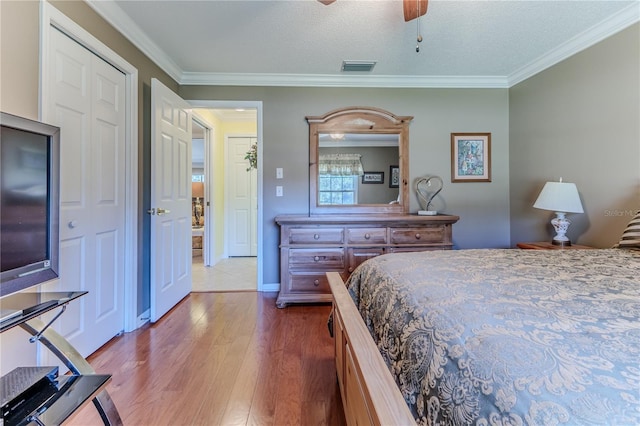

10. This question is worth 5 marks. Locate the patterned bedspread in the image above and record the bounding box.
[346,248,640,425]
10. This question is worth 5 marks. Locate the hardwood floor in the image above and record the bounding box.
[68,292,346,426]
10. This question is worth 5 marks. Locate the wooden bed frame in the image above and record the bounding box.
[327,272,416,426]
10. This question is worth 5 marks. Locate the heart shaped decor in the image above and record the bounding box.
[415,175,443,212]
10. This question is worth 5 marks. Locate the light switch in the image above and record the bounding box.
[276,168,283,179]
[276,186,283,197]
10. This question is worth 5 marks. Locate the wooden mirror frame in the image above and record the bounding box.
[308,107,413,215]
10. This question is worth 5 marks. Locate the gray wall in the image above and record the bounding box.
[179,86,510,285]
[509,23,640,248]
[1,0,179,315]
[2,0,637,302]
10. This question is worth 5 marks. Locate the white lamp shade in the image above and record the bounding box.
[533,181,584,213]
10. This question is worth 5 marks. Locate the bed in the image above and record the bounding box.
[327,246,639,425]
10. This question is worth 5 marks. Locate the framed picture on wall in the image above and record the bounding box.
[451,133,491,182]
[389,165,399,188]
[362,171,384,184]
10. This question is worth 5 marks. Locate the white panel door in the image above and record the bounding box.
[227,136,257,257]
[150,79,192,323]
[43,28,126,357]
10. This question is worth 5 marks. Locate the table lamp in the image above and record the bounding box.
[533,178,584,246]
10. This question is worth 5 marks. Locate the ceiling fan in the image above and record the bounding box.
[318,0,429,51]
[318,0,428,22]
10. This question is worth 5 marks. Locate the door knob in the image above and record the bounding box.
[147,208,171,216]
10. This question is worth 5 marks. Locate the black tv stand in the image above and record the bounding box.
[0,292,122,425]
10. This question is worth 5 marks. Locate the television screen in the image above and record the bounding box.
[0,112,60,296]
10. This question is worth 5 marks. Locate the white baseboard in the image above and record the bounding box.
[260,282,280,293]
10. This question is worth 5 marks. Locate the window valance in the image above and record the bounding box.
[319,154,364,176]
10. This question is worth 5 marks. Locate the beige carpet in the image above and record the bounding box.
[191,256,257,292]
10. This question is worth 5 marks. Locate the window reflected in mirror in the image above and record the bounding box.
[319,174,357,205]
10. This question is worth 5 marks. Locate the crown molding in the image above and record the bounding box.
[88,0,639,89]
[508,3,640,87]
[86,0,183,82]
[180,72,510,88]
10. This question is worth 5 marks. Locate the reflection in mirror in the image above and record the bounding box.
[318,133,399,205]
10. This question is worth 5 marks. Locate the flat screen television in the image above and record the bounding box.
[0,112,60,296]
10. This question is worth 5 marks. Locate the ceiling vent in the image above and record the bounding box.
[341,61,377,72]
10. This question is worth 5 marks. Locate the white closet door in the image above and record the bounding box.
[227,136,257,257]
[43,28,126,357]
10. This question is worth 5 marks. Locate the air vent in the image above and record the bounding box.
[341,61,377,72]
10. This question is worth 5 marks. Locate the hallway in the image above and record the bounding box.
[192,256,257,292]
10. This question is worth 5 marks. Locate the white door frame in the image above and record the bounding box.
[40,1,140,332]
[187,100,263,291]
[191,112,215,266]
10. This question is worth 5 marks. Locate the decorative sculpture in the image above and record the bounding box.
[415,175,443,215]
[194,197,203,226]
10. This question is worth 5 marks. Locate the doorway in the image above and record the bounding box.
[190,105,261,292]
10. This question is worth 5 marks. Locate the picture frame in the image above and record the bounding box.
[451,133,491,182]
[389,165,399,188]
[361,171,384,184]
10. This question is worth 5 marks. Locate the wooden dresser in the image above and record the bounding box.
[275,214,459,308]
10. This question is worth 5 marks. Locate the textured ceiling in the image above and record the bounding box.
[92,0,639,87]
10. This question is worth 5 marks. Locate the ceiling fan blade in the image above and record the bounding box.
[403,0,428,22]
[318,0,336,4]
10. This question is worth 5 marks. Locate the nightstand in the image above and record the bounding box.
[516,242,594,250]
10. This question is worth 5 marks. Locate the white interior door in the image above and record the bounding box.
[226,136,257,257]
[150,79,192,322]
[42,28,126,357]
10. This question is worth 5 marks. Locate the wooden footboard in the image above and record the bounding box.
[327,272,416,426]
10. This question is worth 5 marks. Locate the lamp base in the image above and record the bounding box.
[552,239,572,247]
[549,211,573,247]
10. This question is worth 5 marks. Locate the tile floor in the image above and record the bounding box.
[191,255,257,292]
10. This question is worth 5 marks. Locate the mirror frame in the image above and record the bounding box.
[308,106,413,215]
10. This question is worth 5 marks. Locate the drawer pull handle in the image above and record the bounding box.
[415,233,421,240]
[314,234,320,240]
[364,233,371,240]
[314,279,320,286]
[348,267,354,272]
[314,256,320,262]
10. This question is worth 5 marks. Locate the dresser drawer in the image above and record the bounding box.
[346,227,387,244]
[347,247,385,273]
[289,248,345,269]
[288,273,330,293]
[389,246,450,253]
[288,227,344,244]
[390,226,445,245]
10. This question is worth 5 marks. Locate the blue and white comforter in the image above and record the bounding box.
[346,248,640,425]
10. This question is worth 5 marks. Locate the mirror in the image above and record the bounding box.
[308,107,412,215]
